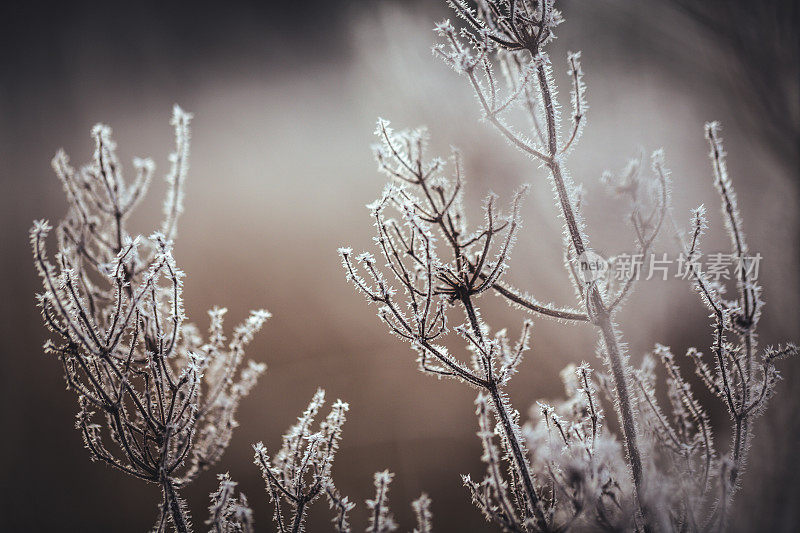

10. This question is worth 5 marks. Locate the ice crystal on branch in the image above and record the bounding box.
[31,107,268,532]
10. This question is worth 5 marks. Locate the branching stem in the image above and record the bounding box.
[530,59,651,528]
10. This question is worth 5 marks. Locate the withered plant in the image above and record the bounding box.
[341,1,797,531]
[31,107,269,531]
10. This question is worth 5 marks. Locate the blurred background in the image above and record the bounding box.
[1,0,798,531]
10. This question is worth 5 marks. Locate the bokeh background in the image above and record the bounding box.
[1,1,798,531]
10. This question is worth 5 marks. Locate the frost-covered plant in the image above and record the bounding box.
[341,1,796,531]
[366,470,398,533]
[251,391,432,533]
[207,473,255,533]
[30,107,269,532]
[340,115,552,529]
[623,122,799,531]
[365,470,433,533]
[253,389,351,533]
[523,363,636,531]
[411,492,434,533]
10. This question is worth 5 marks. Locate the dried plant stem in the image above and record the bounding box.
[488,384,539,524]
[32,108,269,532]
[291,498,307,533]
[730,332,753,482]
[595,308,646,507]
[162,478,189,533]
[533,61,649,524]
[462,292,547,530]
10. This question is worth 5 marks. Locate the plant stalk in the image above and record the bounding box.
[162,478,189,533]
[461,293,549,530]
[292,497,307,533]
[534,61,651,527]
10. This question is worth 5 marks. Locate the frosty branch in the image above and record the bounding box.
[31,107,269,532]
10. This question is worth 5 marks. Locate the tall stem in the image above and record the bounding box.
[292,497,307,533]
[461,294,549,530]
[595,304,647,504]
[488,382,548,530]
[162,478,190,533]
[534,62,650,525]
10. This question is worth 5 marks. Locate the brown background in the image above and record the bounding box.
[1,1,798,531]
